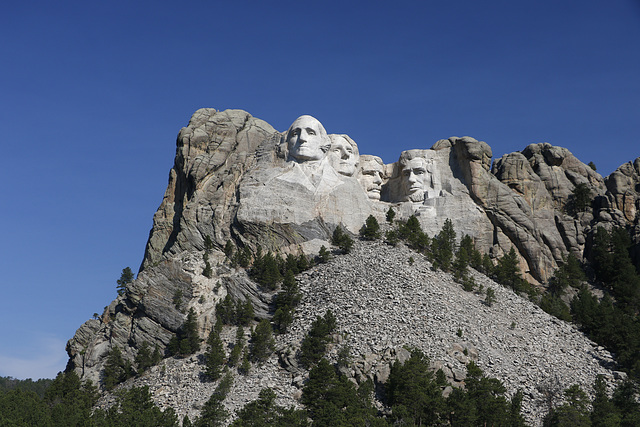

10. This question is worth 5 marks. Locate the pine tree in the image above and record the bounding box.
[386,206,396,223]
[249,319,275,364]
[431,219,456,271]
[167,308,201,357]
[204,328,226,381]
[359,215,381,240]
[228,326,245,367]
[116,267,134,297]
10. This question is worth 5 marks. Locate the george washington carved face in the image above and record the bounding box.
[286,115,331,162]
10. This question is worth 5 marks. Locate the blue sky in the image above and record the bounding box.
[1,1,639,379]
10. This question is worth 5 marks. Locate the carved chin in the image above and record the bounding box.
[367,189,381,200]
[408,191,425,202]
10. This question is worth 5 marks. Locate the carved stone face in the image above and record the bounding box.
[329,135,359,176]
[359,156,384,200]
[401,157,429,202]
[286,115,330,162]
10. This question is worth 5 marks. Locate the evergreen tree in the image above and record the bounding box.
[386,206,396,223]
[299,310,337,368]
[591,375,621,426]
[302,359,381,426]
[224,239,234,258]
[196,371,233,427]
[204,328,226,381]
[228,326,245,367]
[331,225,354,254]
[44,370,99,426]
[546,384,591,426]
[387,349,445,426]
[250,319,275,364]
[232,387,308,427]
[567,183,593,217]
[359,215,381,240]
[216,294,236,325]
[317,245,331,263]
[117,267,134,297]
[167,308,201,357]
[92,386,178,426]
[431,219,456,271]
[273,269,302,334]
[235,298,255,326]
[135,341,162,373]
[103,346,133,390]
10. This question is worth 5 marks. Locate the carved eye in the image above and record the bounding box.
[307,128,316,135]
[291,129,300,137]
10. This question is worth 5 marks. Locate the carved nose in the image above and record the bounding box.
[341,152,349,160]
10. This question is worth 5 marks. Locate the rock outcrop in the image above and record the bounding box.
[67,107,640,424]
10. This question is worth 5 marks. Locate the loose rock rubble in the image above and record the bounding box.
[97,238,622,426]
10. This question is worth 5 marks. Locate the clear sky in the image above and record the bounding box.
[1,0,639,379]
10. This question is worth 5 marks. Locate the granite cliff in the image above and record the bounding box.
[66,108,640,424]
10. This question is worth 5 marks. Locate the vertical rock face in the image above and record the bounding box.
[67,107,640,389]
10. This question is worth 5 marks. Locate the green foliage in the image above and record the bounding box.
[359,215,381,240]
[544,384,591,426]
[299,310,337,369]
[196,371,233,427]
[116,267,134,297]
[386,206,396,223]
[204,235,214,251]
[302,359,380,426]
[216,295,254,326]
[239,349,251,375]
[224,239,234,258]
[385,229,399,246]
[204,328,226,381]
[103,346,133,390]
[539,293,572,321]
[250,251,283,290]
[92,386,178,427]
[387,349,445,426]
[567,182,593,217]
[588,161,597,171]
[203,256,213,278]
[232,387,308,427]
[273,269,302,334]
[135,341,162,374]
[317,245,331,263]
[397,215,430,252]
[331,225,354,254]
[228,326,245,367]
[484,287,496,306]
[172,289,184,310]
[167,308,201,358]
[235,299,255,326]
[45,371,99,426]
[431,219,456,271]
[0,376,53,398]
[250,319,275,364]
[494,247,536,297]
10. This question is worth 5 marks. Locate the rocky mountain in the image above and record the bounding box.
[66,108,640,424]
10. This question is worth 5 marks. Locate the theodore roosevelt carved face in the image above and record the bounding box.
[328,134,359,177]
[358,155,385,200]
[286,115,331,163]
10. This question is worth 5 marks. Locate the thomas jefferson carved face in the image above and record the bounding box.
[400,155,431,202]
[286,115,330,162]
[328,135,359,176]
[359,155,384,200]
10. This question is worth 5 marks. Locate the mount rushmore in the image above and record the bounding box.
[66,108,640,421]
